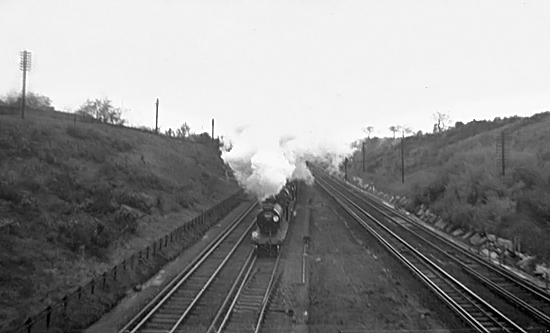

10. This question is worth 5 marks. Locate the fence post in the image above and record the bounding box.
[113,266,117,282]
[25,317,33,333]
[91,280,95,295]
[102,272,107,289]
[46,306,52,329]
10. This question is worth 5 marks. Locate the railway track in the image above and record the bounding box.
[208,253,281,333]
[314,174,527,332]
[313,165,550,331]
[344,178,550,326]
[118,200,258,333]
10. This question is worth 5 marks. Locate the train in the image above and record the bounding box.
[251,181,298,253]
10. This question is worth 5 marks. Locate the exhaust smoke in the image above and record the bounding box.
[222,124,354,200]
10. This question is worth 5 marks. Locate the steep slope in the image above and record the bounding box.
[0,112,239,328]
[350,112,550,259]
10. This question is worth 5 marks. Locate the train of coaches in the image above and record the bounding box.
[251,181,298,253]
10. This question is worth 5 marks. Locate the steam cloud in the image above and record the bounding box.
[222,125,355,200]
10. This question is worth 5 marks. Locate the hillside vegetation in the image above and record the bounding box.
[349,112,550,260]
[0,112,239,328]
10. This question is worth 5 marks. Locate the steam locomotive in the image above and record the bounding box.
[251,181,298,253]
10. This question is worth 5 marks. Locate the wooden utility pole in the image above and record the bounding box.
[362,141,365,173]
[401,133,405,183]
[501,131,505,176]
[20,51,32,119]
[155,98,159,134]
[496,131,509,176]
[211,118,215,145]
[344,157,348,182]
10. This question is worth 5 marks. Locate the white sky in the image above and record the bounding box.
[1,0,549,141]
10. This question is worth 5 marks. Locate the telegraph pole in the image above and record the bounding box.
[362,141,365,173]
[496,130,509,176]
[501,131,506,176]
[344,157,348,182]
[155,98,159,134]
[211,118,215,145]
[20,50,32,119]
[401,133,405,183]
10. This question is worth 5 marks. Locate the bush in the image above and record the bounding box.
[113,207,139,234]
[176,192,195,209]
[78,145,108,163]
[0,184,22,204]
[116,191,154,213]
[56,213,114,259]
[65,125,101,140]
[110,138,133,152]
[85,184,118,215]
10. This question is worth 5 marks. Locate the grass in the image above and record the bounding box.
[349,112,550,262]
[0,112,239,331]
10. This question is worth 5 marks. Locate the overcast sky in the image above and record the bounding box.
[1,0,549,141]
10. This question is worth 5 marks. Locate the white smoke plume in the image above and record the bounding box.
[222,124,355,200]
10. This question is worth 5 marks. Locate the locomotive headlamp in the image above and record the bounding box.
[273,215,279,222]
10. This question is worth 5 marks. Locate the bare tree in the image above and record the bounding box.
[175,122,191,139]
[432,111,451,133]
[362,126,374,139]
[397,125,414,137]
[389,125,399,139]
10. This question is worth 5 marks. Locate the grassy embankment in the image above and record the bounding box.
[349,112,550,261]
[0,112,239,329]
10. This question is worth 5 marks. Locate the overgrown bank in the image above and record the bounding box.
[0,112,239,331]
[349,112,550,262]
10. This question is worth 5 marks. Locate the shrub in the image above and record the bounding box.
[65,125,100,141]
[0,184,22,204]
[85,184,118,215]
[116,191,154,213]
[110,138,133,152]
[113,207,139,234]
[78,145,108,163]
[176,192,195,209]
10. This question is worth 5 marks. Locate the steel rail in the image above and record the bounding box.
[254,256,282,333]
[163,220,253,333]
[316,176,526,333]
[119,200,257,333]
[322,167,550,328]
[206,250,256,333]
[212,256,258,333]
[214,253,281,333]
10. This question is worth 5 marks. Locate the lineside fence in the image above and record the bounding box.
[11,190,244,333]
